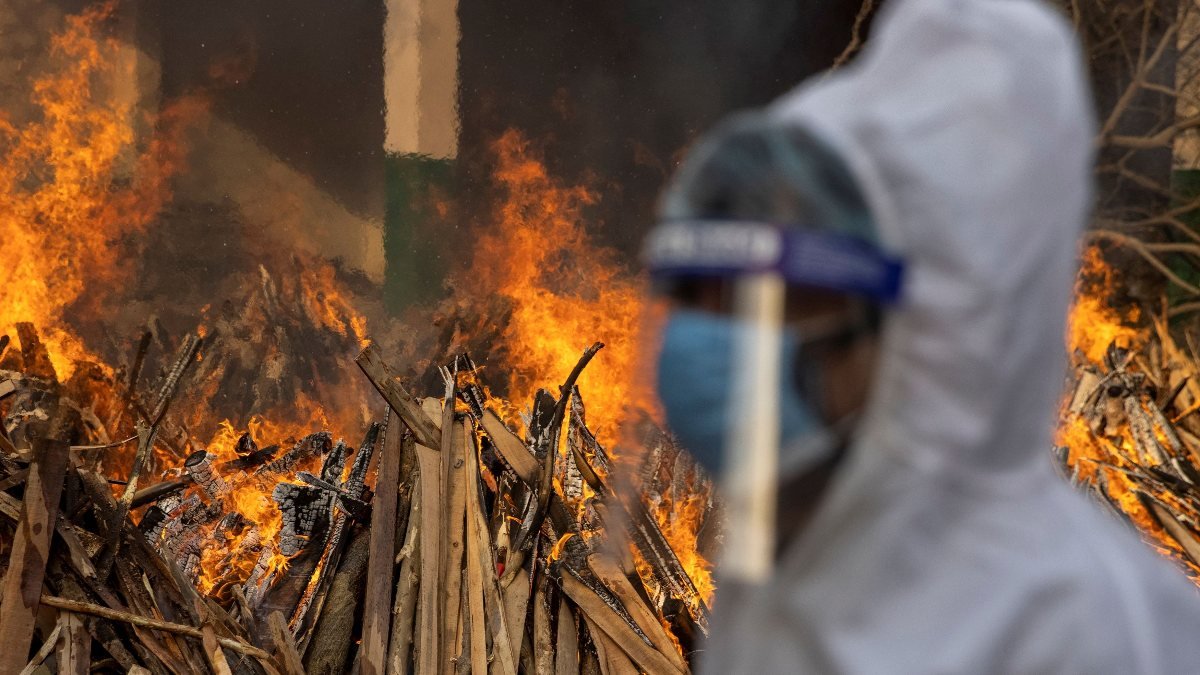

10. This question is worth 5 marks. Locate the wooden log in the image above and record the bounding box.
[413,439,442,674]
[37,596,271,660]
[0,435,70,675]
[440,419,467,675]
[463,429,518,675]
[302,526,371,675]
[386,454,421,675]
[556,599,580,675]
[56,610,90,675]
[560,571,685,675]
[533,576,555,674]
[360,421,404,675]
[357,345,442,449]
[266,612,305,675]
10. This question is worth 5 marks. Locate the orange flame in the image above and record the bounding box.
[0,2,207,378]
[1057,245,1170,547]
[194,399,333,594]
[463,131,713,608]
[461,130,656,439]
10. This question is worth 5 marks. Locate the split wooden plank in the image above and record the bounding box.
[556,600,581,675]
[267,611,306,675]
[413,437,443,674]
[584,615,639,675]
[360,420,404,675]
[482,409,538,484]
[439,419,467,675]
[533,576,555,674]
[357,345,442,449]
[502,567,532,666]
[17,622,61,675]
[464,488,487,675]
[588,554,688,673]
[0,436,71,675]
[387,449,421,674]
[56,610,90,675]
[561,570,685,675]
[463,428,518,675]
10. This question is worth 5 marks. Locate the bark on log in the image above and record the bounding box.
[302,526,371,674]
[360,420,402,675]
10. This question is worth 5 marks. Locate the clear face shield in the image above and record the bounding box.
[635,220,902,585]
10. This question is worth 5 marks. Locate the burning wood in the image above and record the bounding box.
[1058,249,1200,577]
[0,326,714,673]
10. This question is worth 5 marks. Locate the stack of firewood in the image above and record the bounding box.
[353,343,709,675]
[0,326,714,673]
[1059,315,1200,574]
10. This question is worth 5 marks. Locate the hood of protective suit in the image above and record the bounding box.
[699,0,1200,672]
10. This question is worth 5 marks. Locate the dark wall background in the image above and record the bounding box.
[455,0,870,256]
[146,0,386,218]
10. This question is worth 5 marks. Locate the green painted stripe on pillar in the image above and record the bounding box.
[384,152,456,312]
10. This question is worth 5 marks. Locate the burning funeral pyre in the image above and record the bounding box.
[0,4,716,673]
[0,327,714,674]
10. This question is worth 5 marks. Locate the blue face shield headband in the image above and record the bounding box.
[642,220,904,304]
[644,220,903,476]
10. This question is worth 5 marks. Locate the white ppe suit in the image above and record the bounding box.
[698,0,1200,672]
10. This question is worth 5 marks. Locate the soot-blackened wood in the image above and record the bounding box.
[302,525,371,675]
[360,418,401,675]
[255,432,333,477]
[0,433,70,675]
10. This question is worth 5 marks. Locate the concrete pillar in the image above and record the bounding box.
[383,0,460,310]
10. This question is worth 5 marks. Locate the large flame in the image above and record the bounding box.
[461,130,657,439]
[460,131,713,605]
[0,2,207,379]
[1057,245,1172,548]
[0,3,373,599]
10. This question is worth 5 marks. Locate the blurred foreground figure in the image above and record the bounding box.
[642,0,1200,672]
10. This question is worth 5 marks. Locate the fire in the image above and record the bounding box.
[1065,246,1143,363]
[0,2,207,379]
[460,131,714,608]
[1057,245,1172,550]
[0,2,374,602]
[194,405,331,595]
[460,130,657,439]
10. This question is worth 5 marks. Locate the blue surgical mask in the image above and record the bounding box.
[655,309,823,475]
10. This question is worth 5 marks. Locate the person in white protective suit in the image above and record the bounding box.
[640,0,1200,672]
